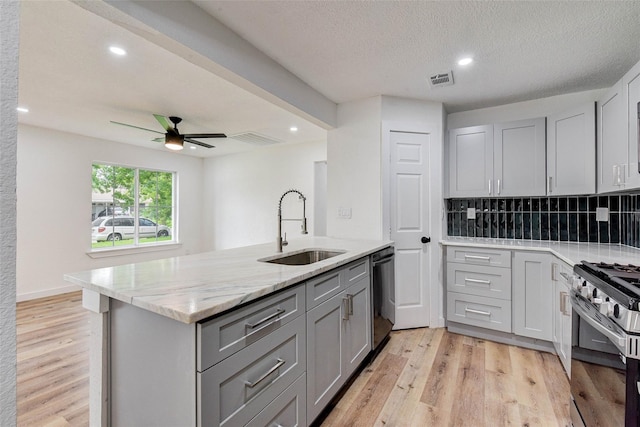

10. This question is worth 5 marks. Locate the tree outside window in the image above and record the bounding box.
[91,164,175,249]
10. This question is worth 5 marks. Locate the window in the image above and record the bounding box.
[91,164,175,249]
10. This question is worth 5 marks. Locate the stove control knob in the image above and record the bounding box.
[613,304,620,319]
[581,285,589,298]
[599,301,611,315]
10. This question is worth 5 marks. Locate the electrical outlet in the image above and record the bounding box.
[467,207,476,220]
[338,207,352,219]
[596,207,609,222]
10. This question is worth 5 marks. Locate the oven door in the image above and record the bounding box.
[570,290,639,427]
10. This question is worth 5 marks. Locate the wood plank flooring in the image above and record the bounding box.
[16,292,570,426]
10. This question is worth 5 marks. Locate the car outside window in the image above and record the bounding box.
[91,164,175,249]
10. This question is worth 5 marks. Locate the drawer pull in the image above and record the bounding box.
[465,307,491,317]
[464,254,491,262]
[244,358,285,389]
[464,277,491,286]
[246,308,285,330]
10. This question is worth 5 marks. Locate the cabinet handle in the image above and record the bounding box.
[464,307,491,316]
[551,263,558,281]
[559,291,567,315]
[547,176,552,194]
[464,254,491,262]
[488,180,492,195]
[342,296,350,320]
[464,277,491,286]
[245,308,285,330]
[347,294,354,315]
[563,292,571,316]
[244,358,285,388]
[497,179,501,195]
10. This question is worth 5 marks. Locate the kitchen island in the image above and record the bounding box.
[65,237,392,427]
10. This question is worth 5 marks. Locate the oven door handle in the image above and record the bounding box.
[570,293,627,354]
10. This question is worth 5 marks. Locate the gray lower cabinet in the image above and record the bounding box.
[306,275,371,423]
[512,251,553,341]
[552,258,573,377]
[246,374,307,427]
[198,316,306,426]
[108,255,374,427]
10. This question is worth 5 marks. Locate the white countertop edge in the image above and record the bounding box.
[440,237,640,266]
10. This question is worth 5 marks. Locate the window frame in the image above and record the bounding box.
[90,162,178,253]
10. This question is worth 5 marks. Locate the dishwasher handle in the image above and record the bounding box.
[372,253,394,267]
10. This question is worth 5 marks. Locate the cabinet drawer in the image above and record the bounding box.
[198,316,306,427]
[341,257,370,286]
[447,262,511,300]
[197,285,305,371]
[446,246,511,268]
[246,374,306,427]
[306,269,342,309]
[447,292,511,333]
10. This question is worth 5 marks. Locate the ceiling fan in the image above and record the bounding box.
[110,114,226,150]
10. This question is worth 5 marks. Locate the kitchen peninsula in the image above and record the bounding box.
[64,237,392,427]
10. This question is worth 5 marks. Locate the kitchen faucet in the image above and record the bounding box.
[277,189,308,252]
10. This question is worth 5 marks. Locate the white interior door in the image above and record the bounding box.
[390,131,431,329]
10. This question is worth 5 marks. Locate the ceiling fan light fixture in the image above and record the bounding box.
[165,134,184,151]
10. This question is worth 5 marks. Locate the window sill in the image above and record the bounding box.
[87,242,183,259]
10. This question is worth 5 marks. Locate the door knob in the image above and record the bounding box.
[421,236,431,244]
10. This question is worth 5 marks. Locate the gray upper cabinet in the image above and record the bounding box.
[597,80,627,193]
[623,60,640,190]
[546,103,596,196]
[448,118,546,198]
[493,118,547,197]
[448,125,493,197]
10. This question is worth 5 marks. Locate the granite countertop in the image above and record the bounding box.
[64,237,392,324]
[441,237,640,266]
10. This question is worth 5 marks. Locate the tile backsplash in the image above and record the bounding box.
[446,194,640,249]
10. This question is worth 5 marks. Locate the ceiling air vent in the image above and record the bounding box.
[429,71,454,88]
[229,132,282,146]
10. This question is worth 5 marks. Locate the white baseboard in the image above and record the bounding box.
[17,284,81,302]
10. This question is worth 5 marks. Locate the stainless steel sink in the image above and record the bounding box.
[260,249,346,266]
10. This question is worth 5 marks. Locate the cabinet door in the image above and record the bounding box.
[512,251,553,341]
[494,118,546,196]
[448,125,493,197]
[624,59,640,189]
[547,103,596,195]
[597,81,626,193]
[306,291,345,423]
[343,278,371,376]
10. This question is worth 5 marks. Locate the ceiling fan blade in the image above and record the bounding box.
[110,121,164,135]
[185,138,215,148]
[153,114,173,132]
[183,133,227,139]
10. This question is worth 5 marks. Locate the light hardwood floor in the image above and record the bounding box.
[16,292,570,426]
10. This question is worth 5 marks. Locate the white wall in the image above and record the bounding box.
[447,89,606,129]
[1,1,19,423]
[16,125,205,301]
[202,140,326,251]
[327,96,383,239]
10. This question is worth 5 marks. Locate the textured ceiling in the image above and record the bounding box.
[17,1,640,159]
[196,0,640,112]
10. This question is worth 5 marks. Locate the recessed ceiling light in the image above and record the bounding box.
[16,107,29,113]
[109,46,127,56]
[458,57,473,66]
[190,146,196,150]
[289,126,298,132]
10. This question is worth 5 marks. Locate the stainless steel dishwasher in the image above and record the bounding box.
[371,247,395,353]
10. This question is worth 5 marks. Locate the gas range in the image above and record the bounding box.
[574,261,640,338]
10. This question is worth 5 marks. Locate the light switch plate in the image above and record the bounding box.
[596,207,609,222]
[467,207,476,219]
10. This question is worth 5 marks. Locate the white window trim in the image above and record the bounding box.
[87,242,183,259]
